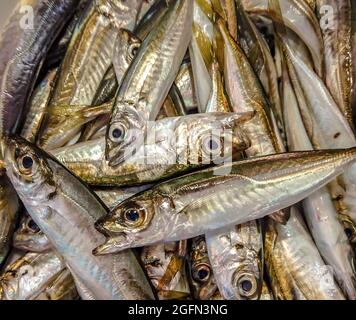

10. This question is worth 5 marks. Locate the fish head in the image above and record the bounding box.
[231,265,262,300]
[93,190,170,255]
[106,101,146,166]
[189,237,218,300]
[113,29,141,84]
[13,213,51,252]
[3,136,56,205]
[175,113,250,165]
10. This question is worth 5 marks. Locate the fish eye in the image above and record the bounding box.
[22,156,33,169]
[193,264,211,282]
[202,135,221,156]
[122,206,147,227]
[125,209,140,222]
[26,218,40,233]
[235,274,258,298]
[241,279,252,292]
[109,124,126,143]
[17,154,37,175]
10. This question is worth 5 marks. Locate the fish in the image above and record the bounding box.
[0,251,66,300]
[42,0,92,71]
[242,0,324,77]
[38,0,142,149]
[282,53,356,299]
[112,29,186,121]
[3,136,155,300]
[203,55,264,301]
[20,69,58,143]
[52,112,250,186]
[235,0,283,134]
[265,207,345,300]
[135,0,174,40]
[34,269,79,300]
[316,0,353,126]
[175,61,198,113]
[189,0,214,113]
[141,240,191,300]
[0,177,20,266]
[188,236,218,300]
[94,147,356,254]
[95,185,154,210]
[206,222,263,300]
[106,0,193,166]
[218,17,289,223]
[13,213,52,253]
[280,34,356,243]
[0,0,80,136]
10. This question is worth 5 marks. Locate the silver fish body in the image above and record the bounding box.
[106,0,193,166]
[4,136,154,300]
[94,147,356,254]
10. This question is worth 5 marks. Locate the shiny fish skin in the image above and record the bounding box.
[316,0,353,126]
[13,213,51,253]
[52,113,250,186]
[206,222,263,300]
[94,147,356,254]
[21,69,57,143]
[203,56,263,300]
[34,269,78,300]
[0,177,19,266]
[0,0,80,136]
[13,186,152,252]
[188,236,218,300]
[4,136,154,300]
[280,36,356,241]
[0,251,66,300]
[38,0,141,149]
[141,241,191,300]
[235,0,283,133]
[106,0,193,166]
[94,185,153,210]
[282,57,356,299]
[242,0,324,77]
[265,208,345,300]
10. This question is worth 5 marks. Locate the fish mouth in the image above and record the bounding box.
[92,236,128,256]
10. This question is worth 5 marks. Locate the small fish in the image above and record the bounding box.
[282,54,356,299]
[316,0,353,126]
[206,222,263,300]
[0,251,66,300]
[4,136,155,300]
[20,69,58,143]
[38,0,141,149]
[0,0,80,136]
[242,0,324,77]
[94,147,356,254]
[188,236,219,300]
[106,0,193,166]
[52,112,250,186]
[265,207,345,300]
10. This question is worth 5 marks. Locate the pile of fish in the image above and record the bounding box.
[0,0,356,300]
